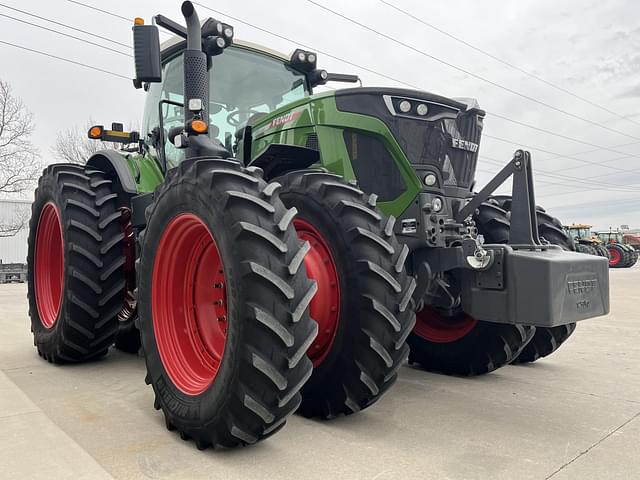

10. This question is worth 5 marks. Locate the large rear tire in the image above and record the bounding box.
[406,199,535,376]
[137,159,317,449]
[624,246,638,267]
[595,245,610,259]
[607,244,625,268]
[277,171,416,418]
[576,244,592,255]
[408,308,535,375]
[512,323,577,364]
[489,196,577,365]
[27,164,125,363]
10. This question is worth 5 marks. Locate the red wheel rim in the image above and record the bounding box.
[152,213,227,395]
[34,202,64,328]
[413,307,477,343]
[293,218,340,367]
[608,248,621,267]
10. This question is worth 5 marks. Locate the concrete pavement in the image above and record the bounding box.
[1,267,638,479]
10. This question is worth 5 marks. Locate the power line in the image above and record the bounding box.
[537,141,640,174]
[306,0,640,142]
[66,0,131,23]
[0,3,131,49]
[72,0,640,170]
[0,39,130,79]
[192,2,640,170]
[488,112,640,162]
[192,2,420,88]
[482,134,640,175]
[35,1,640,186]
[480,155,640,192]
[0,12,131,57]
[377,0,640,129]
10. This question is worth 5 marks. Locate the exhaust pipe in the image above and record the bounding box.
[181,1,208,127]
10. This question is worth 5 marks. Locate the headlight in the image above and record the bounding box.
[416,103,429,116]
[424,173,437,186]
[432,197,443,212]
[297,52,306,62]
[399,100,411,113]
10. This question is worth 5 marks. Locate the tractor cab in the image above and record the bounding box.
[565,224,597,244]
[140,35,358,171]
[142,41,306,168]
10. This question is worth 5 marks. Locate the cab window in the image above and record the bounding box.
[143,46,307,168]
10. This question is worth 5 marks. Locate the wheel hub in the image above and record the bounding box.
[152,213,227,396]
[413,307,478,343]
[608,247,621,267]
[34,202,64,328]
[293,218,340,367]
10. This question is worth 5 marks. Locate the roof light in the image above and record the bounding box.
[134,17,144,26]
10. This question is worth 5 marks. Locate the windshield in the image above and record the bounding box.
[143,46,307,167]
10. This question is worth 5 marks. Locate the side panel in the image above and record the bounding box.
[128,153,165,193]
[251,94,422,218]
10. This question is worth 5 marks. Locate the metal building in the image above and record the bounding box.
[0,199,31,264]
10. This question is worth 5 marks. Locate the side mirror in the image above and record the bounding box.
[132,23,162,88]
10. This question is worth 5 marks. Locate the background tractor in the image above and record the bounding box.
[565,224,610,259]
[596,229,638,268]
[27,1,609,450]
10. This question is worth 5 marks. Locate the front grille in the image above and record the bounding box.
[343,130,407,202]
[442,110,482,187]
[335,88,484,190]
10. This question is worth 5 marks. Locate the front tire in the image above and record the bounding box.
[137,159,316,449]
[407,199,535,376]
[277,171,416,418]
[408,309,535,375]
[27,164,125,363]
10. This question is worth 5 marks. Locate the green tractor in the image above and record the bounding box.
[595,229,638,268]
[27,2,609,449]
[564,224,610,258]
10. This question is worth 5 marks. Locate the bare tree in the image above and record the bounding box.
[52,120,120,164]
[0,79,42,237]
[0,205,29,238]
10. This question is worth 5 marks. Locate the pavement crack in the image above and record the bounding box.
[543,410,640,479]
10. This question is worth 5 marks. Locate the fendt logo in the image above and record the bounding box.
[451,138,479,153]
[268,110,302,129]
[567,279,598,295]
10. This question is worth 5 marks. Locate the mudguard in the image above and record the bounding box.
[86,150,137,194]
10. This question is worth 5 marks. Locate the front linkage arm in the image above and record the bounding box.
[455,149,540,246]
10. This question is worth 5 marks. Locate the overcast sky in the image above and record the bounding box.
[2,0,640,230]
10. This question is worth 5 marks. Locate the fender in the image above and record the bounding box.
[86,150,138,203]
[248,143,320,182]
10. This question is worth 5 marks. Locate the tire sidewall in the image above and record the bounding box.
[283,191,359,388]
[138,182,244,425]
[28,173,68,347]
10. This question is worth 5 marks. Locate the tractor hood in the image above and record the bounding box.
[334,87,485,189]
